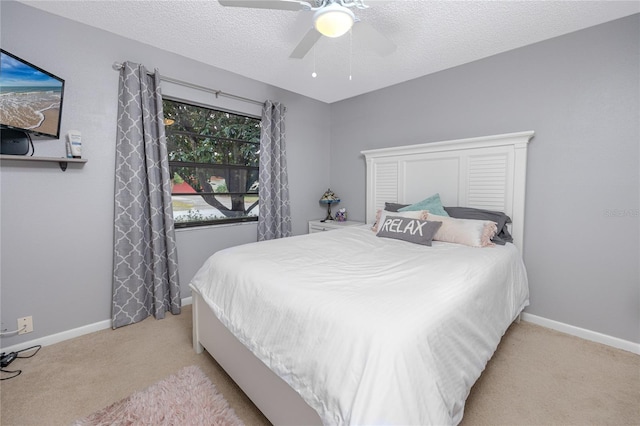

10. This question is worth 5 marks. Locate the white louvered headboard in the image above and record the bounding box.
[362,131,534,253]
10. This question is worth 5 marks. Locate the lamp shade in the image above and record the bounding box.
[319,188,340,204]
[313,4,355,38]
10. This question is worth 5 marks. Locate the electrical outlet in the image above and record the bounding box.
[17,316,33,335]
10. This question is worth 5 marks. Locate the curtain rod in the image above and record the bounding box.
[112,62,265,107]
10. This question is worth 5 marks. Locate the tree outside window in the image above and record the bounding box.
[163,99,260,227]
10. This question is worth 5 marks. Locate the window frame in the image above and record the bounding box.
[163,96,261,229]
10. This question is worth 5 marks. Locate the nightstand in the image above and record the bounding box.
[308,219,365,234]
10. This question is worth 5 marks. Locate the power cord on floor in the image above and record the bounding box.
[0,367,21,380]
[1,345,42,380]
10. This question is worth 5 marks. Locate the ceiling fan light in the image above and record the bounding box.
[314,4,354,38]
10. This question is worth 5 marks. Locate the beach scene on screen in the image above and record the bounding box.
[0,52,63,136]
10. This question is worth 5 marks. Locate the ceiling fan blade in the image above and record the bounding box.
[355,21,397,57]
[289,28,322,59]
[218,0,311,11]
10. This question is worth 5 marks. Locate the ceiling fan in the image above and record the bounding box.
[218,0,396,59]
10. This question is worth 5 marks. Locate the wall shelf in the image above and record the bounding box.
[0,155,87,171]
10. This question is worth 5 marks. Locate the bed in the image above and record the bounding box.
[190,130,535,425]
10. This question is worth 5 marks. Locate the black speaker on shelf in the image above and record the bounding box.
[0,128,30,155]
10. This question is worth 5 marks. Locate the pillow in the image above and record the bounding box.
[427,213,498,247]
[372,209,428,233]
[444,206,513,245]
[384,202,410,212]
[376,216,442,246]
[398,193,449,217]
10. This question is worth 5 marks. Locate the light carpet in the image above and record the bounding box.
[1,304,637,425]
[72,365,243,426]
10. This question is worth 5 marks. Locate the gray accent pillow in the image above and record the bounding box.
[376,216,443,246]
[384,202,410,212]
[444,206,513,245]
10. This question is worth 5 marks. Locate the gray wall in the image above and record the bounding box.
[330,14,639,343]
[0,1,331,348]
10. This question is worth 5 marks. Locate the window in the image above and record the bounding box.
[163,99,260,227]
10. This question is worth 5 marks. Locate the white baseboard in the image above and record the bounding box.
[4,301,636,356]
[521,313,640,355]
[0,319,112,354]
[1,297,193,354]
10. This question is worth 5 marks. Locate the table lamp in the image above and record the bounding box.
[319,189,340,222]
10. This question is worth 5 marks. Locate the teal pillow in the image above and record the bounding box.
[398,193,449,217]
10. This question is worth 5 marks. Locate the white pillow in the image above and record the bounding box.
[372,209,428,233]
[427,213,498,247]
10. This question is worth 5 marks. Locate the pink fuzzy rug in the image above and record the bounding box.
[73,366,243,426]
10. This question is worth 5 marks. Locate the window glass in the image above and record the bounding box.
[163,99,260,227]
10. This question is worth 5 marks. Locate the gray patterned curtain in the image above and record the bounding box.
[112,62,180,329]
[257,101,291,241]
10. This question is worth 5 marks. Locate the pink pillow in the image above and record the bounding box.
[427,213,498,247]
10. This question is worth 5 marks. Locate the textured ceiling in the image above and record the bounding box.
[19,0,640,104]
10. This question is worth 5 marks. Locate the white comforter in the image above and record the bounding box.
[191,225,529,425]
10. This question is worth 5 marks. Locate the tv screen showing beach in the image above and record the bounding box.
[0,50,65,138]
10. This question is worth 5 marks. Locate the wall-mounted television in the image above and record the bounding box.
[0,49,65,138]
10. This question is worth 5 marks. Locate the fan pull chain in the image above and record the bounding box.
[312,45,317,78]
[349,28,353,81]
